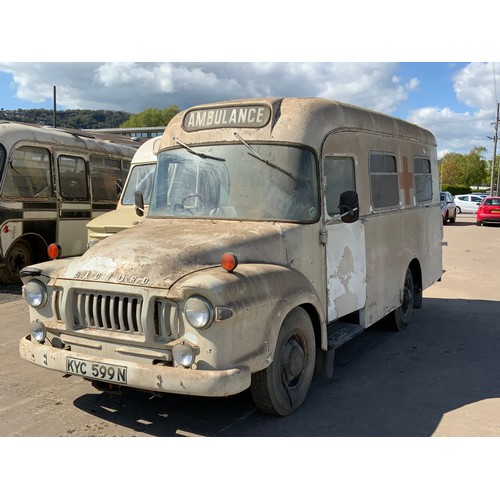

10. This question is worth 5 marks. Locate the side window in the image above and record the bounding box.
[89,155,124,201]
[369,153,399,209]
[324,156,356,216]
[3,146,52,198]
[58,155,88,199]
[414,157,432,202]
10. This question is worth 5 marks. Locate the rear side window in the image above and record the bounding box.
[59,155,88,199]
[414,158,432,202]
[369,153,399,209]
[89,155,124,201]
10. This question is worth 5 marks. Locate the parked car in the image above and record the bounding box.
[476,196,500,226]
[440,191,457,224]
[454,194,486,214]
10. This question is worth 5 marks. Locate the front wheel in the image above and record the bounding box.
[251,307,316,416]
[387,267,414,331]
[0,240,33,284]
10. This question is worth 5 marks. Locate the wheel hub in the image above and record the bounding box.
[282,337,305,383]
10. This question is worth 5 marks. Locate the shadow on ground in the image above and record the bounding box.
[71,296,500,437]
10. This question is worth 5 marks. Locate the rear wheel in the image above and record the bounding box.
[388,267,414,331]
[251,307,316,416]
[0,240,33,284]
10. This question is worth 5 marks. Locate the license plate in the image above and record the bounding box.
[66,357,127,384]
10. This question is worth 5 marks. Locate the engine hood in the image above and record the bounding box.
[61,218,290,288]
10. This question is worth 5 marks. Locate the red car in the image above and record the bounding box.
[476,196,500,226]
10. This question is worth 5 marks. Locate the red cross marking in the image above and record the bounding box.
[399,156,413,205]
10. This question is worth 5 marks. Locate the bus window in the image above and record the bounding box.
[414,157,432,202]
[369,153,399,209]
[324,156,356,216]
[89,155,123,201]
[58,155,88,199]
[3,146,52,198]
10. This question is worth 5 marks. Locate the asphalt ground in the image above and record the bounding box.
[1,212,499,497]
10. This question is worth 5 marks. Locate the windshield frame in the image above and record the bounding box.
[148,141,320,224]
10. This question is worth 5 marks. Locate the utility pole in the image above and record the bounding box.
[490,102,499,196]
[53,86,57,128]
[495,102,500,196]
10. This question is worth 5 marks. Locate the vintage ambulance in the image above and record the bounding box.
[19,97,442,416]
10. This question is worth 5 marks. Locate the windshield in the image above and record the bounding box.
[121,163,156,205]
[149,144,319,222]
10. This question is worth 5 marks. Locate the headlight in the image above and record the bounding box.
[184,296,214,329]
[23,280,48,308]
[172,342,195,367]
[30,320,46,342]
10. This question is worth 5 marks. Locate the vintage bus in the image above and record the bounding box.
[0,122,139,283]
[86,136,158,244]
[19,98,443,416]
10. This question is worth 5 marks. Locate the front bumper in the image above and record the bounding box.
[19,335,251,397]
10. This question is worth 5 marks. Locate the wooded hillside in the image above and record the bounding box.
[0,108,131,129]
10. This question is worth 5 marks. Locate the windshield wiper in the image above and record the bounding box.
[233,132,293,179]
[173,137,225,161]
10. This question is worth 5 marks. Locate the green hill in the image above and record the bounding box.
[0,108,131,129]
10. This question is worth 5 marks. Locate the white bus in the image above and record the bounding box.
[0,122,139,283]
[86,136,158,244]
[19,98,442,416]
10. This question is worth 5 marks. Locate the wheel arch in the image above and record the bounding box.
[15,232,48,264]
[408,257,423,309]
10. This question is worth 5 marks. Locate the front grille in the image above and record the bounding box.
[73,291,143,334]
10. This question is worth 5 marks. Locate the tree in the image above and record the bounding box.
[120,106,180,128]
[463,146,488,189]
[440,147,489,189]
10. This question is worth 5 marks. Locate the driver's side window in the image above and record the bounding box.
[324,156,356,216]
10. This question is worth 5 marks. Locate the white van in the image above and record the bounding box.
[86,137,158,244]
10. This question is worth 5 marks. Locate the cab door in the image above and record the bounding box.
[324,155,366,322]
[56,154,91,256]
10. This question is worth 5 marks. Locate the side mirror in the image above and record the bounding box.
[135,190,145,217]
[338,191,359,223]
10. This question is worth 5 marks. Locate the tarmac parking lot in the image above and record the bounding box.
[1,213,499,438]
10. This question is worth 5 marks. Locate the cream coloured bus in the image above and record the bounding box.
[86,136,158,243]
[19,98,442,416]
[0,122,139,283]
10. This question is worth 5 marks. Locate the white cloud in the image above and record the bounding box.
[0,62,414,114]
[453,62,500,111]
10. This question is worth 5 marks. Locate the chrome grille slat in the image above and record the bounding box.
[73,291,143,334]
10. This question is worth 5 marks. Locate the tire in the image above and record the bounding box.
[476,220,482,226]
[443,211,448,225]
[251,307,316,416]
[0,240,33,284]
[449,212,456,223]
[388,267,414,331]
[456,206,462,214]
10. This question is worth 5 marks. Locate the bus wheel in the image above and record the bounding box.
[0,240,33,284]
[250,307,316,416]
[389,267,414,331]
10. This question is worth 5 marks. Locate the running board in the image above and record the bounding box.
[327,321,364,349]
[316,322,364,379]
